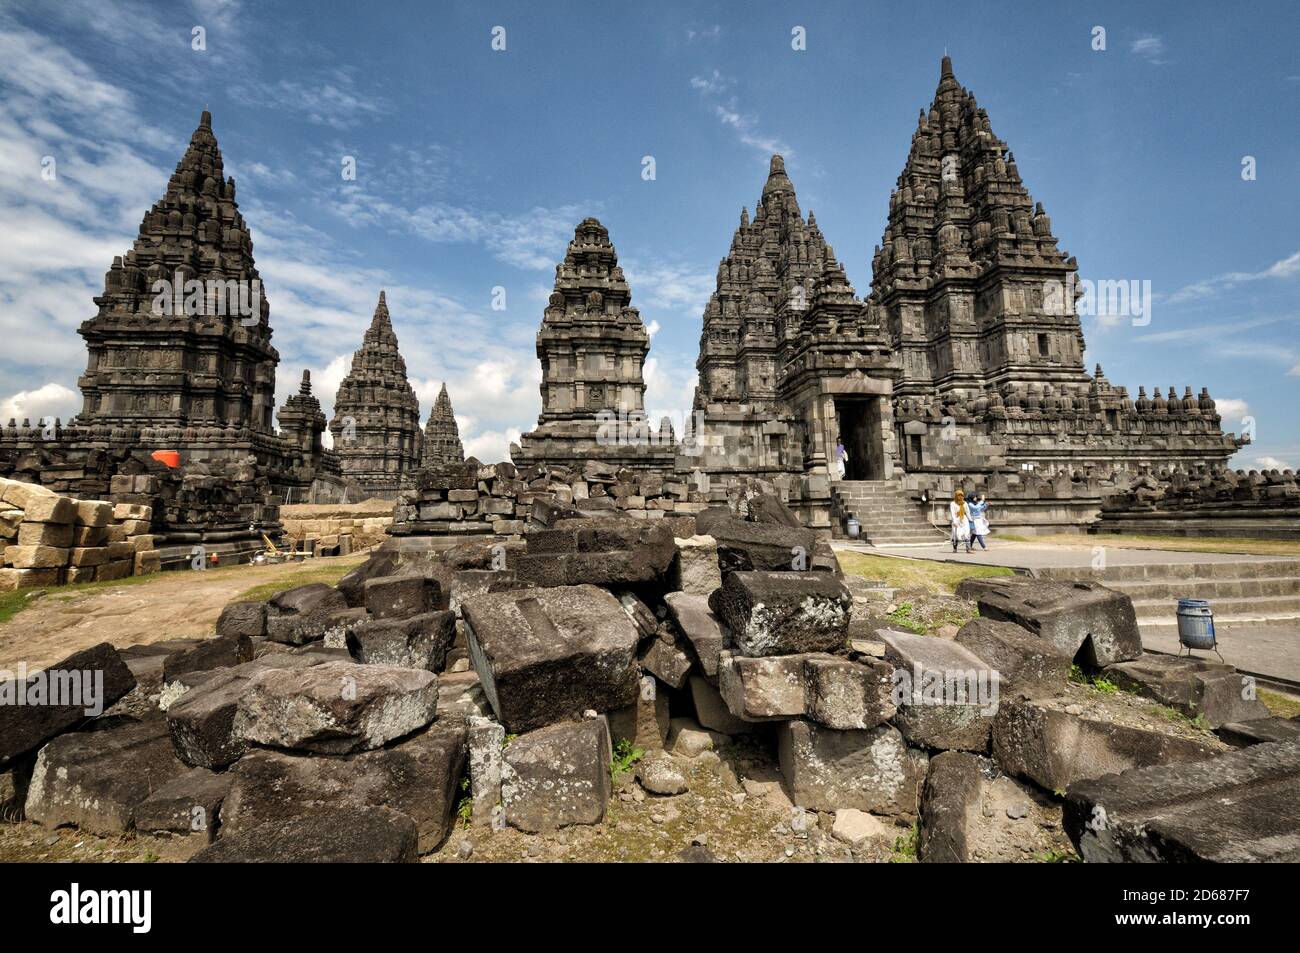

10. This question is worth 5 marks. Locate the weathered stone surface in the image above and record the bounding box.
[607,675,670,754]
[688,674,751,734]
[955,617,1071,699]
[133,767,231,843]
[881,629,996,752]
[993,698,1222,792]
[234,661,438,754]
[502,718,611,832]
[1064,740,1300,862]
[710,570,850,657]
[1,757,33,820]
[832,808,893,848]
[958,577,1141,666]
[219,723,467,853]
[1216,716,1300,748]
[664,592,725,676]
[364,573,441,620]
[0,642,136,765]
[223,722,467,852]
[719,654,810,721]
[467,716,505,828]
[161,634,253,683]
[346,611,456,672]
[215,601,266,638]
[671,534,723,595]
[919,751,1068,863]
[694,509,817,574]
[638,635,692,689]
[24,715,190,834]
[777,719,927,815]
[1105,654,1269,728]
[461,584,639,733]
[804,655,897,730]
[264,583,350,645]
[636,753,688,795]
[164,655,331,768]
[192,806,419,863]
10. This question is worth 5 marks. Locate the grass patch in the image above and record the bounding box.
[234,559,363,602]
[889,823,919,863]
[837,550,1014,594]
[0,570,164,625]
[1034,849,1080,863]
[1260,688,1300,719]
[610,739,644,783]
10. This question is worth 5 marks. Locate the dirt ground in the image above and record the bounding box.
[0,553,367,671]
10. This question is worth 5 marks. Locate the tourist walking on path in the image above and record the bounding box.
[949,490,972,553]
[834,436,848,480]
[968,493,989,551]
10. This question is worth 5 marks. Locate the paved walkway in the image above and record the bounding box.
[835,539,1300,688]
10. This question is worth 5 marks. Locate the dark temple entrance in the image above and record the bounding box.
[835,397,886,480]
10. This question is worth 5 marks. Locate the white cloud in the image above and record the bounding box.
[0,383,80,424]
[1253,456,1292,470]
[1164,249,1300,305]
[1130,35,1168,65]
[690,72,793,159]
[1214,398,1250,422]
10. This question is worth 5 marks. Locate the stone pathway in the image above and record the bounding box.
[0,554,366,672]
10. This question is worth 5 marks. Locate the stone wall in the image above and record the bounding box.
[0,478,159,591]
[280,501,394,552]
[389,460,707,539]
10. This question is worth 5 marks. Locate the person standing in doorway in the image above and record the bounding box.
[834,435,848,480]
[968,493,990,551]
[949,490,971,553]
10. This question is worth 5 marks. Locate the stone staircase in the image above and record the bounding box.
[830,480,942,545]
[1034,558,1300,628]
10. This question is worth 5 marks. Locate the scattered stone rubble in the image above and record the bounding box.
[3,488,1296,863]
[0,477,159,591]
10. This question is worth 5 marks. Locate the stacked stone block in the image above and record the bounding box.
[0,478,160,591]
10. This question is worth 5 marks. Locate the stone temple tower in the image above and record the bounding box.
[512,218,675,475]
[76,110,279,437]
[421,382,465,467]
[328,291,422,496]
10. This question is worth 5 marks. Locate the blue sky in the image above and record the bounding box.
[1,0,1297,466]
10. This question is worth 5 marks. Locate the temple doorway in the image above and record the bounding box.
[835,397,886,480]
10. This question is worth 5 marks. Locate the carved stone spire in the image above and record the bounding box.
[421,382,464,466]
[328,290,422,494]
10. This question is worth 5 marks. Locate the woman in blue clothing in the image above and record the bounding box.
[968,494,990,551]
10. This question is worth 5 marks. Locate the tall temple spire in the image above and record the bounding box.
[76,109,279,434]
[422,382,465,467]
[328,291,422,495]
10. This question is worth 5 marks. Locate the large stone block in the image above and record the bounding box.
[1104,654,1269,729]
[17,521,73,548]
[804,655,896,730]
[502,718,611,832]
[24,714,190,834]
[234,661,438,755]
[216,600,267,638]
[346,610,456,671]
[4,545,67,569]
[1216,716,1300,748]
[959,578,1141,666]
[218,724,466,854]
[264,583,350,645]
[165,655,332,768]
[664,592,725,676]
[363,574,441,620]
[637,634,692,689]
[1064,740,1300,862]
[193,807,419,863]
[881,629,996,752]
[671,534,723,594]
[74,500,114,527]
[162,634,253,683]
[777,719,927,815]
[694,509,817,574]
[0,642,136,765]
[992,698,1222,792]
[710,570,851,657]
[133,767,231,849]
[955,617,1071,700]
[18,494,76,525]
[461,585,639,733]
[719,654,810,721]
